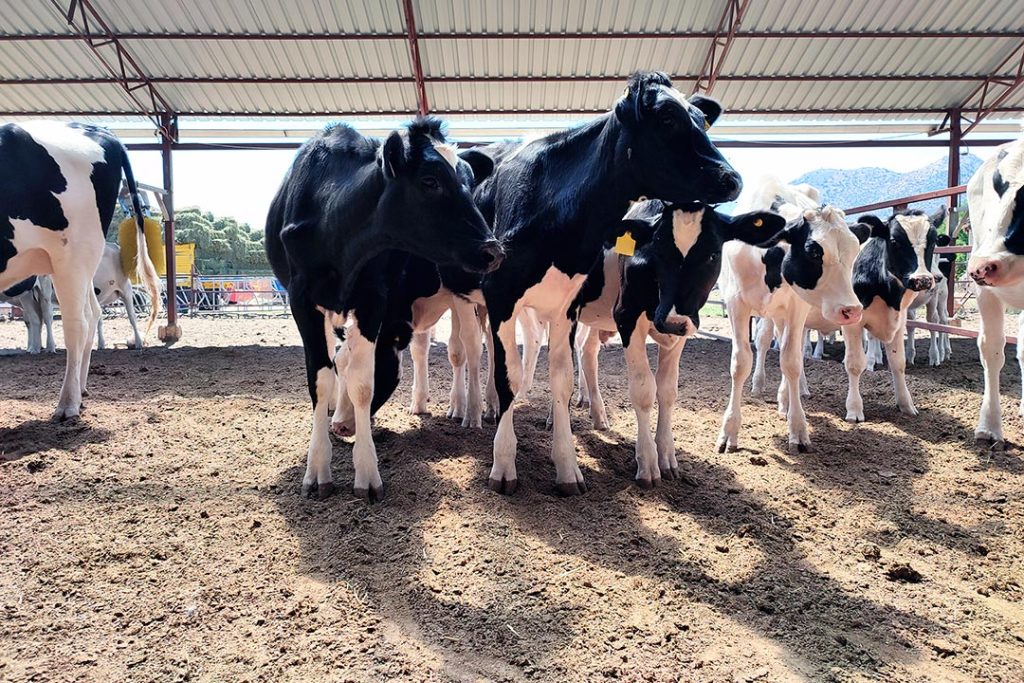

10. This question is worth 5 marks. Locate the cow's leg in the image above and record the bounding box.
[95,314,107,350]
[1016,312,1024,418]
[330,338,355,437]
[580,328,607,429]
[779,314,811,451]
[625,326,659,487]
[408,330,431,415]
[575,323,591,408]
[22,295,42,354]
[813,333,825,360]
[482,312,499,421]
[122,283,143,350]
[489,314,523,493]
[548,316,585,494]
[976,288,1005,444]
[79,287,100,394]
[655,337,684,480]
[905,308,918,365]
[939,290,952,360]
[751,316,773,395]
[885,313,917,415]
[453,299,484,427]
[447,316,469,421]
[345,324,384,501]
[519,308,544,398]
[844,323,867,423]
[49,269,94,420]
[294,302,335,498]
[717,301,753,452]
[40,281,55,353]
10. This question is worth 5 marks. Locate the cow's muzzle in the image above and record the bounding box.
[906,274,935,292]
[654,313,696,337]
[479,240,505,273]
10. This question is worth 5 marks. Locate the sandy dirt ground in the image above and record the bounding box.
[1,315,1022,682]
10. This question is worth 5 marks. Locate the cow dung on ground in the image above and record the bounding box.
[1,316,1022,682]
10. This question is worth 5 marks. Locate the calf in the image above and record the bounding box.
[94,242,145,350]
[265,118,502,500]
[0,276,55,353]
[906,231,954,366]
[482,71,742,495]
[717,180,863,452]
[0,122,160,418]
[965,138,1024,445]
[842,209,942,422]
[571,200,785,486]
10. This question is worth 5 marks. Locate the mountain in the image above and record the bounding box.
[791,154,983,217]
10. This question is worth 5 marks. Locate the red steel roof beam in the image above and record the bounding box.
[401,0,429,115]
[693,0,751,95]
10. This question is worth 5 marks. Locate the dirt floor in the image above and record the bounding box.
[1,315,1022,682]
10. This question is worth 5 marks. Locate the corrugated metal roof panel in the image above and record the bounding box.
[0,41,109,79]
[0,82,150,114]
[415,0,721,34]
[742,0,1023,32]
[126,38,412,78]
[154,82,417,115]
[96,0,406,35]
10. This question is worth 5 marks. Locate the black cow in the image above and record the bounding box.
[842,208,944,422]
[562,201,785,487]
[0,122,159,419]
[481,71,742,495]
[265,118,502,500]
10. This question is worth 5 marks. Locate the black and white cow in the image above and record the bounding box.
[841,209,943,422]
[965,138,1024,445]
[717,179,863,453]
[0,276,54,353]
[265,118,502,500]
[906,231,954,366]
[569,200,785,486]
[93,242,145,350]
[482,71,742,495]
[0,122,160,418]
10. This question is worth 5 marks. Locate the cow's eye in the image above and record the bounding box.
[421,177,440,191]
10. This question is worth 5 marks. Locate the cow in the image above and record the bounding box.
[0,276,54,353]
[0,122,160,419]
[717,179,864,453]
[93,242,145,350]
[965,138,1024,446]
[905,231,954,366]
[265,118,502,500]
[841,209,943,422]
[481,71,742,495]
[569,200,785,486]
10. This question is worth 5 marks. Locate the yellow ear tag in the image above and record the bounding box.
[704,120,712,131]
[615,231,636,257]
[753,218,763,227]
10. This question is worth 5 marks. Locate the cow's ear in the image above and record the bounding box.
[936,233,952,247]
[457,149,494,186]
[848,223,871,244]
[859,214,889,239]
[620,214,659,247]
[381,131,407,179]
[929,205,948,229]
[716,210,786,245]
[688,94,723,128]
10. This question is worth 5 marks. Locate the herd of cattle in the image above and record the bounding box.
[2,71,1024,502]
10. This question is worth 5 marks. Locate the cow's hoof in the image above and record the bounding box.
[330,422,354,437]
[51,406,81,422]
[317,482,335,499]
[353,482,384,503]
[898,404,919,417]
[408,407,429,416]
[845,412,864,424]
[975,431,1004,450]
[461,414,482,429]
[555,480,587,496]
[791,441,811,454]
[635,477,659,490]
[488,477,518,495]
[660,466,679,481]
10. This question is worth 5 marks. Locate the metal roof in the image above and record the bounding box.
[1,0,1022,137]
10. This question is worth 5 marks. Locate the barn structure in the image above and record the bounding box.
[2,0,1023,337]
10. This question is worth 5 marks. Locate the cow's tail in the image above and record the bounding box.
[121,147,161,337]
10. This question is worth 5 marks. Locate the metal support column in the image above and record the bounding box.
[158,112,181,344]
[947,110,961,317]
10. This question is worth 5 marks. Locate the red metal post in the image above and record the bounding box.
[947,110,962,317]
[160,113,180,342]
[693,0,751,94]
[401,0,429,115]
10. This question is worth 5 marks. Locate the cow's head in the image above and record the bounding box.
[621,200,786,336]
[762,206,864,325]
[376,118,503,274]
[859,208,944,292]
[968,142,1024,287]
[614,72,742,206]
